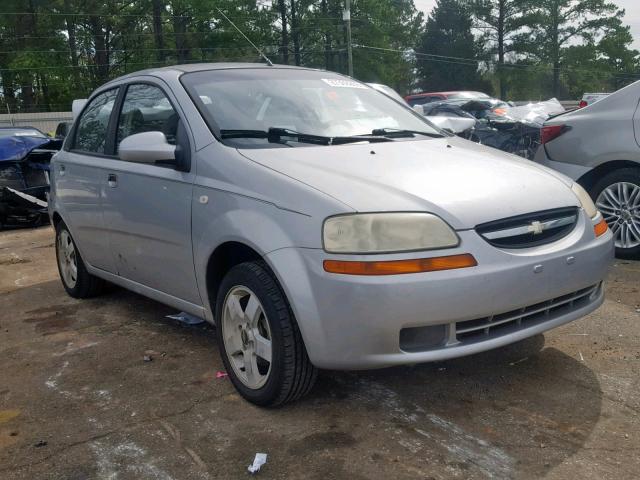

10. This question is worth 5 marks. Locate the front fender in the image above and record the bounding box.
[191,187,321,319]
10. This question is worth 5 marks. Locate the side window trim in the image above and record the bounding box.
[106,87,127,156]
[70,86,121,157]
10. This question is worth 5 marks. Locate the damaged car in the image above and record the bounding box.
[0,128,60,229]
[50,64,613,406]
[416,97,564,159]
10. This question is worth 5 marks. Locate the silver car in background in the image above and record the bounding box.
[50,64,613,406]
[535,81,640,258]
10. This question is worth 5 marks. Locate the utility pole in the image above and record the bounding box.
[343,0,353,77]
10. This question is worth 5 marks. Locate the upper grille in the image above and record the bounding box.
[476,207,579,249]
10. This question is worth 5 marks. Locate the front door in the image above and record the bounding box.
[101,82,200,305]
[55,87,119,273]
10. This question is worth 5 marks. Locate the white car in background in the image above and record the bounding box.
[579,92,610,108]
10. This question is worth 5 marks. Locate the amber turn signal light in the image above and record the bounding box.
[323,253,478,275]
[594,218,608,237]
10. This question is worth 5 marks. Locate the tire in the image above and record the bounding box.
[55,221,105,298]
[588,168,640,259]
[215,261,317,406]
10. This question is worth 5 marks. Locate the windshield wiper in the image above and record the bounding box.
[220,128,394,145]
[370,128,444,138]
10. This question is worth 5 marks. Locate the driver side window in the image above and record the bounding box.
[116,84,178,156]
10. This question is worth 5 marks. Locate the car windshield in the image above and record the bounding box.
[181,68,442,147]
[0,128,47,138]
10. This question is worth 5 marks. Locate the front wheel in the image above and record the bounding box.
[590,168,640,259]
[215,261,317,406]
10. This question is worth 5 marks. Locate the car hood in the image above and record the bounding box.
[237,136,579,229]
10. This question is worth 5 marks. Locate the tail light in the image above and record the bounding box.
[541,124,568,145]
[579,100,588,108]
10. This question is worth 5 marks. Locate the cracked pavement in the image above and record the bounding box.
[1,227,639,479]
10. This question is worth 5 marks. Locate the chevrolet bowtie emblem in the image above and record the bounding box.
[527,220,545,235]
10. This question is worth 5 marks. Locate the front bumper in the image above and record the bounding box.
[266,211,613,369]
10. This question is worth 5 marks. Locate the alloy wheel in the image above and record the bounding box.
[221,286,272,389]
[596,181,640,249]
[57,229,78,288]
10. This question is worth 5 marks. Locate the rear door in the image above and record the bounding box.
[101,81,200,304]
[54,87,119,272]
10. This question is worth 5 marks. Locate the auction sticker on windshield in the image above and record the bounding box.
[321,78,367,89]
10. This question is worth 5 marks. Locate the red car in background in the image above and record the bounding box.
[405,90,490,107]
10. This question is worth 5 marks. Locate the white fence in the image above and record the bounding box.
[0,112,73,135]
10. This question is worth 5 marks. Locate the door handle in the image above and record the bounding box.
[58,164,66,177]
[107,173,118,188]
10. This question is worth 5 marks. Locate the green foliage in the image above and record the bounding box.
[0,0,423,111]
[0,0,638,111]
[416,0,490,91]
[520,0,634,96]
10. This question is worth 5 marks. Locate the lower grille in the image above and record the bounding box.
[454,283,600,344]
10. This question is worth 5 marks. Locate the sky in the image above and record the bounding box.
[413,0,640,50]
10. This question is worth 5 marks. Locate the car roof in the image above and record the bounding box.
[104,62,321,86]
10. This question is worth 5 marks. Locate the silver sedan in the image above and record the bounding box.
[535,81,640,258]
[50,64,613,405]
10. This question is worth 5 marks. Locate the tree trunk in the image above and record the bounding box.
[277,0,289,64]
[64,0,81,90]
[1,72,17,114]
[551,0,560,98]
[290,0,301,66]
[173,14,190,64]
[14,2,37,111]
[39,74,51,112]
[321,0,332,70]
[152,0,166,63]
[89,16,110,84]
[497,0,506,99]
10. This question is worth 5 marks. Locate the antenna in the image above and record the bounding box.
[215,8,273,66]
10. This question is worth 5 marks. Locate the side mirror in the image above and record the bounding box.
[119,131,176,165]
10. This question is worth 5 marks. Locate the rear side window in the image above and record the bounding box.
[74,88,118,154]
[116,84,178,153]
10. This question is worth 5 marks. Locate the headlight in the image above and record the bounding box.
[571,183,598,219]
[323,212,459,254]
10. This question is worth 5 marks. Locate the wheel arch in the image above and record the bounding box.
[51,211,64,228]
[576,160,640,194]
[205,241,264,321]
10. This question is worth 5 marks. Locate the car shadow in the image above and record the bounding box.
[308,334,602,477]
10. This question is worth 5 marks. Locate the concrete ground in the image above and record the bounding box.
[0,226,638,480]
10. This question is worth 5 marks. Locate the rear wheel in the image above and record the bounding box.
[589,168,640,259]
[55,221,105,298]
[215,261,317,406]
